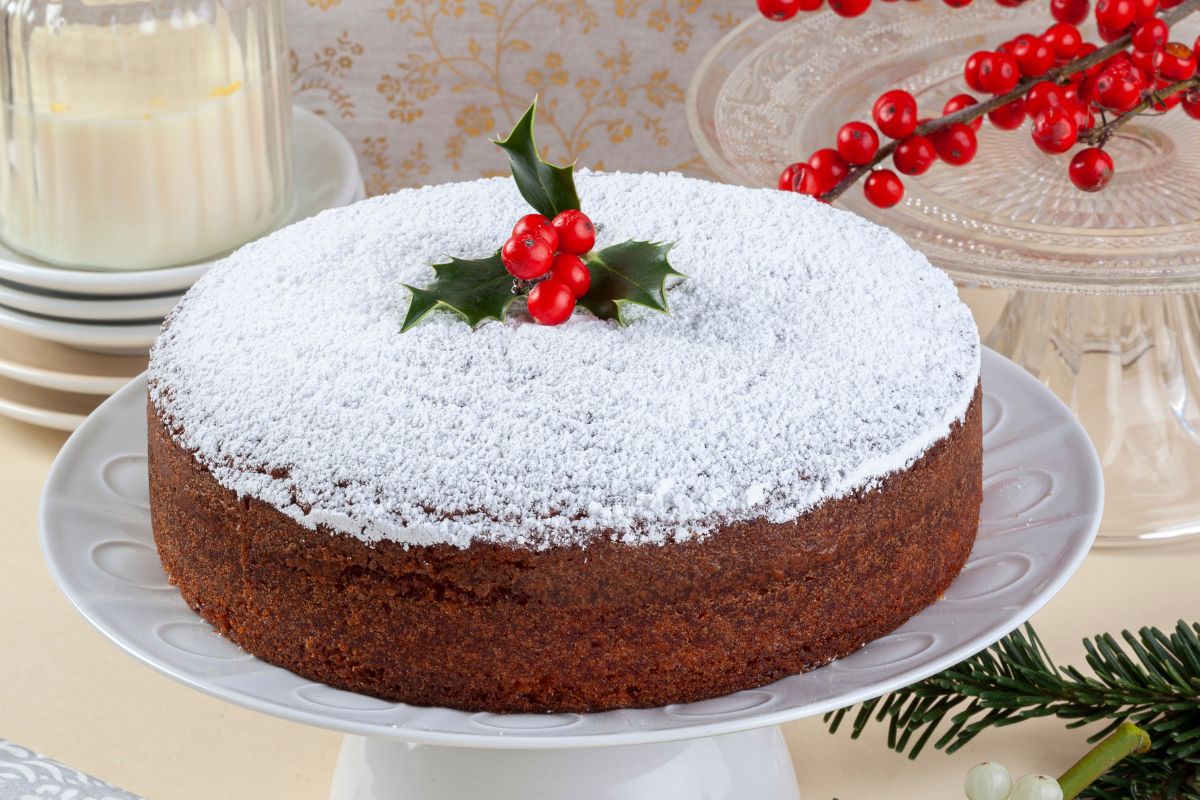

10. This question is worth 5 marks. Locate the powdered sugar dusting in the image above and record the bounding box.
[149,172,979,550]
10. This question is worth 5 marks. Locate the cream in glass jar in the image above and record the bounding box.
[0,0,292,270]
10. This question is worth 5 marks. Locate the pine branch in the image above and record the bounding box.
[825,621,1200,799]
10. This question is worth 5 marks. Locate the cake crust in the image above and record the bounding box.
[148,385,982,714]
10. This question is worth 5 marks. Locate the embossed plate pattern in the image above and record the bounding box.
[40,349,1102,748]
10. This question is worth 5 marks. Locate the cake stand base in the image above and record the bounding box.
[987,290,1200,547]
[329,727,801,800]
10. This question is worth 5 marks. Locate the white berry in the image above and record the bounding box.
[1011,774,1064,800]
[964,762,1013,800]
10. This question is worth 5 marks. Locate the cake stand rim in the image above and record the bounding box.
[39,348,1103,749]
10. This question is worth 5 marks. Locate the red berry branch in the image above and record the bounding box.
[768,0,1200,206]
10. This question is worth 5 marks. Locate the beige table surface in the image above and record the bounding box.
[2,288,1197,799]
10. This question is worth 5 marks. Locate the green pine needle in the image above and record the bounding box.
[825,621,1200,799]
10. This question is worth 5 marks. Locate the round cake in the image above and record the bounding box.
[147,171,982,713]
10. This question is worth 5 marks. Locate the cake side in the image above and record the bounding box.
[148,385,982,713]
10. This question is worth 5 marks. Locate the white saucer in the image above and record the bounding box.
[0,107,363,297]
[41,349,1103,749]
[0,327,145,396]
[0,305,162,355]
[0,281,181,322]
[0,374,104,431]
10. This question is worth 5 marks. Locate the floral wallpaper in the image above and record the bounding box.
[285,0,744,194]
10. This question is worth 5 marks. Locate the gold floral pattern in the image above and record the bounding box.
[286,0,742,194]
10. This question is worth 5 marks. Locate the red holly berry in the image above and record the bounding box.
[1066,100,1096,130]
[931,123,978,165]
[836,122,881,165]
[893,135,937,175]
[977,52,1021,94]
[1042,23,1083,61]
[512,214,558,250]
[943,94,983,130]
[1130,0,1158,21]
[1012,34,1056,77]
[548,253,591,298]
[864,169,905,207]
[1097,66,1146,111]
[526,280,576,326]
[1132,47,1164,75]
[1159,42,1198,80]
[757,0,802,20]
[1069,148,1114,191]
[872,90,919,139]
[1025,80,1068,115]
[551,209,595,255]
[964,52,989,92]
[1050,0,1090,24]
[1151,77,1185,109]
[778,162,815,193]
[1131,18,1168,51]
[502,234,554,280]
[942,0,972,7]
[1095,0,1135,33]
[994,0,1027,6]
[1183,90,1200,118]
[808,148,851,193]
[987,98,1027,129]
[1031,106,1079,153]
[829,0,871,16]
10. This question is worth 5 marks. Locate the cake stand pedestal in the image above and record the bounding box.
[687,3,1200,547]
[40,350,1102,800]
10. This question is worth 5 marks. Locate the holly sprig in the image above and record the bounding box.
[401,100,683,331]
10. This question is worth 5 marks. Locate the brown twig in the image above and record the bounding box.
[820,0,1200,203]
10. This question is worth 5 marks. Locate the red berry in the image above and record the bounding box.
[863,169,905,207]
[1159,42,1197,80]
[1097,68,1145,111]
[1069,148,1114,191]
[943,0,972,6]
[1131,18,1168,51]
[551,209,595,255]
[1042,23,1083,61]
[1096,0,1135,33]
[1012,34,1056,77]
[836,121,880,165]
[828,0,871,15]
[964,52,989,92]
[502,234,554,280]
[1031,106,1079,153]
[1183,90,1200,118]
[1024,80,1068,115]
[1096,22,1127,43]
[526,280,576,326]
[943,94,983,130]
[987,98,1027,129]
[512,214,558,250]
[931,123,978,165]
[778,162,815,193]
[1074,43,1101,79]
[892,135,937,175]
[872,90,919,139]
[1050,0,1089,23]
[1132,47,1164,75]
[1066,100,1096,130]
[994,0,1027,6]
[807,148,851,194]
[548,253,591,298]
[978,52,1021,94]
[757,0,802,20]
[1130,0,1158,20]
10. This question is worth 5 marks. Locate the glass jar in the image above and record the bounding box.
[0,0,292,270]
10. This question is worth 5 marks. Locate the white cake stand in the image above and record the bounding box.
[40,349,1102,800]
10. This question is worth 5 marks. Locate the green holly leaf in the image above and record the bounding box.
[400,252,515,332]
[492,99,580,219]
[579,241,684,325]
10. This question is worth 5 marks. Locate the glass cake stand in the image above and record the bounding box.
[40,350,1102,799]
[688,4,1200,547]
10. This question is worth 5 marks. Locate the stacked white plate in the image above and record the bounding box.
[0,107,365,432]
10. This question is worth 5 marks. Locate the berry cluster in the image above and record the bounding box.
[501,210,595,326]
[965,762,1063,800]
[769,0,1200,204]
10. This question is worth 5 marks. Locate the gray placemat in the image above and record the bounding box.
[0,739,146,800]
